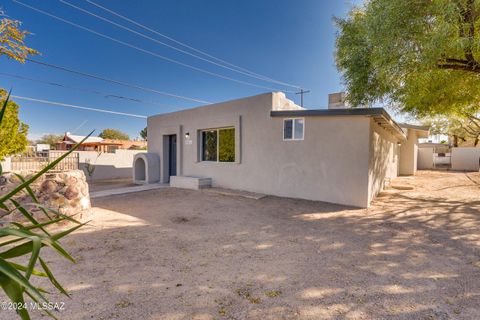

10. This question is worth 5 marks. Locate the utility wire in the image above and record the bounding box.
[0,72,181,109]
[62,0,302,90]
[84,0,302,89]
[25,58,211,104]
[71,119,88,134]
[14,0,292,93]
[11,95,148,118]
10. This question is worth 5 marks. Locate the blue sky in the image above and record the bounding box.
[1,0,361,140]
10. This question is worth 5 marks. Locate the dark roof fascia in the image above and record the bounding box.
[270,107,406,139]
[399,123,430,132]
[270,107,387,118]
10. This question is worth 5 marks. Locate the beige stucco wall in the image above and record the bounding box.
[367,121,399,205]
[148,92,375,207]
[399,129,418,175]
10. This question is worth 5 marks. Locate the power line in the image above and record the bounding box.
[71,119,88,133]
[11,95,148,118]
[85,0,295,86]
[62,0,302,90]
[13,0,292,93]
[0,72,181,109]
[25,58,211,104]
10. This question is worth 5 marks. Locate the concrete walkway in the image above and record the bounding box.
[90,183,169,199]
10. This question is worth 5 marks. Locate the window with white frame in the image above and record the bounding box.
[201,127,235,162]
[283,118,304,140]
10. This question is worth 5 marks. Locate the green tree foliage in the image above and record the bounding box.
[423,114,480,146]
[1,93,87,320]
[335,0,480,118]
[0,9,39,63]
[140,127,147,141]
[98,128,129,140]
[36,134,63,149]
[0,90,28,159]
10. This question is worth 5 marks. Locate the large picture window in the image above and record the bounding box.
[283,118,304,140]
[201,128,235,162]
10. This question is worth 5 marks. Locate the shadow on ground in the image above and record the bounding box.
[2,171,479,320]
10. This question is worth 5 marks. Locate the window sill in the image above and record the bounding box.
[195,161,240,165]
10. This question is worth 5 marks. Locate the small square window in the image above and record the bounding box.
[284,119,293,140]
[294,119,304,140]
[283,118,304,140]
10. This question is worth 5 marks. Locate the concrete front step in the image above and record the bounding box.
[170,176,212,190]
[90,183,169,198]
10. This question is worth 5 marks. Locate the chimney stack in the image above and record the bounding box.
[328,92,349,109]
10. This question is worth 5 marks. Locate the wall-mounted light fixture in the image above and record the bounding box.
[185,132,190,139]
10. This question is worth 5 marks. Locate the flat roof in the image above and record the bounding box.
[399,123,429,131]
[271,107,407,140]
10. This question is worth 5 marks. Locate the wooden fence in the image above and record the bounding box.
[11,151,79,172]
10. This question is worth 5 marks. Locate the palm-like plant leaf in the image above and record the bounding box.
[0,91,90,319]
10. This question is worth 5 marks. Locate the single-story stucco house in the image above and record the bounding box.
[134,92,428,208]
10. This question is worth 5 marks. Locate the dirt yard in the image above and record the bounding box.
[2,171,479,319]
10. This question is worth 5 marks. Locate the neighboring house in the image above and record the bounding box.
[102,139,147,150]
[35,144,51,153]
[139,92,428,208]
[56,133,146,152]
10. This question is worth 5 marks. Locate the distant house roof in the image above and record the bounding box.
[270,107,407,140]
[65,133,104,144]
[419,142,449,148]
[102,139,147,149]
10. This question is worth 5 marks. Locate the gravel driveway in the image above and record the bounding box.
[2,171,479,319]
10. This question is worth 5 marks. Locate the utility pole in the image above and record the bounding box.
[295,89,310,108]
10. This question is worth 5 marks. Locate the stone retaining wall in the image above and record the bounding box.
[0,170,91,222]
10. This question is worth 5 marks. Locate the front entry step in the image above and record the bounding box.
[170,176,212,190]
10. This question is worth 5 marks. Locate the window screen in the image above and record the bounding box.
[202,130,217,161]
[219,128,235,162]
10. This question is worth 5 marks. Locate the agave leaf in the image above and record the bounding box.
[9,199,50,236]
[25,236,41,280]
[51,222,87,241]
[14,216,71,231]
[0,257,47,303]
[0,240,34,259]
[1,277,31,320]
[0,227,43,239]
[40,238,75,264]
[0,89,11,177]
[25,290,60,320]
[39,257,70,297]
[0,89,11,125]
[0,129,94,204]
[9,262,47,277]
[28,203,82,224]
[14,174,52,221]
[0,222,86,260]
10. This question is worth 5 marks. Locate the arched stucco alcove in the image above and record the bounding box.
[133,153,160,185]
[134,157,146,181]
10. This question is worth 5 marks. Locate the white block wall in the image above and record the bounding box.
[451,147,480,171]
[418,148,434,169]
